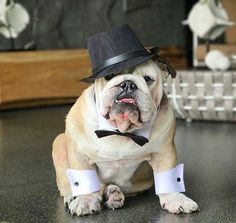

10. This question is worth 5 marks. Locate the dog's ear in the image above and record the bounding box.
[154,55,176,79]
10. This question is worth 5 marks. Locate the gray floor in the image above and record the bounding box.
[0,105,235,223]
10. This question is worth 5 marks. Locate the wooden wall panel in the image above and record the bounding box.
[0,50,91,110]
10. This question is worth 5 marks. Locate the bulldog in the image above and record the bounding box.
[52,57,199,216]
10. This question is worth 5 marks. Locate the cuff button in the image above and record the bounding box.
[177,177,181,182]
[74,182,79,186]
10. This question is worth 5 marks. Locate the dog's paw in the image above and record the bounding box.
[104,184,125,210]
[68,193,102,216]
[159,193,199,214]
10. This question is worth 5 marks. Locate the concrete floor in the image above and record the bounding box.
[0,105,235,223]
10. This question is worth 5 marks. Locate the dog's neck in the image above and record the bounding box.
[95,94,159,139]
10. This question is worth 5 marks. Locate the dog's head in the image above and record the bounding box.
[95,57,176,133]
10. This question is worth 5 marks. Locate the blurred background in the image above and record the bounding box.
[0,0,189,50]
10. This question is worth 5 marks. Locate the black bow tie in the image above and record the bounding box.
[95,130,149,146]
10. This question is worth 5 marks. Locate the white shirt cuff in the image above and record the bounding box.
[154,163,186,194]
[66,169,100,196]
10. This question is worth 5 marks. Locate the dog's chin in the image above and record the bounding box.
[103,99,144,133]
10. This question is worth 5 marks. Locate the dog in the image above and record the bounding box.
[52,57,199,216]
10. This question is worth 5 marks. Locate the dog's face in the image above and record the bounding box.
[95,59,172,133]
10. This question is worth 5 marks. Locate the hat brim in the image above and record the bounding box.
[81,47,160,83]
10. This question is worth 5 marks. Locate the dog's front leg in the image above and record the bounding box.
[149,141,199,214]
[66,140,103,216]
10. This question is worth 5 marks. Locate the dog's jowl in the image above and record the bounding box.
[52,24,199,217]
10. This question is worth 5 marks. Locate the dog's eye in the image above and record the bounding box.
[105,74,115,81]
[143,75,153,85]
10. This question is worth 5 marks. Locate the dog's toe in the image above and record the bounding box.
[64,195,74,213]
[104,184,125,210]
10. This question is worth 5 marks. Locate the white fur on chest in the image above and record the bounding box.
[95,156,150,186]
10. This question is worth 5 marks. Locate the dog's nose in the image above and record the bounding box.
[119,81,137,94]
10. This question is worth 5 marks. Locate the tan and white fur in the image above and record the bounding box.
[52,59,199,216]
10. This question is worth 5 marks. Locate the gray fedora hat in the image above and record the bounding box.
[81,24,160,83]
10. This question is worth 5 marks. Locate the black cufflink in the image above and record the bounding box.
[74,182,79,186]
[177,177,181,182]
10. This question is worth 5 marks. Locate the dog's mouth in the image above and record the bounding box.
[104,96,142,132]
[115,98,135,105]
